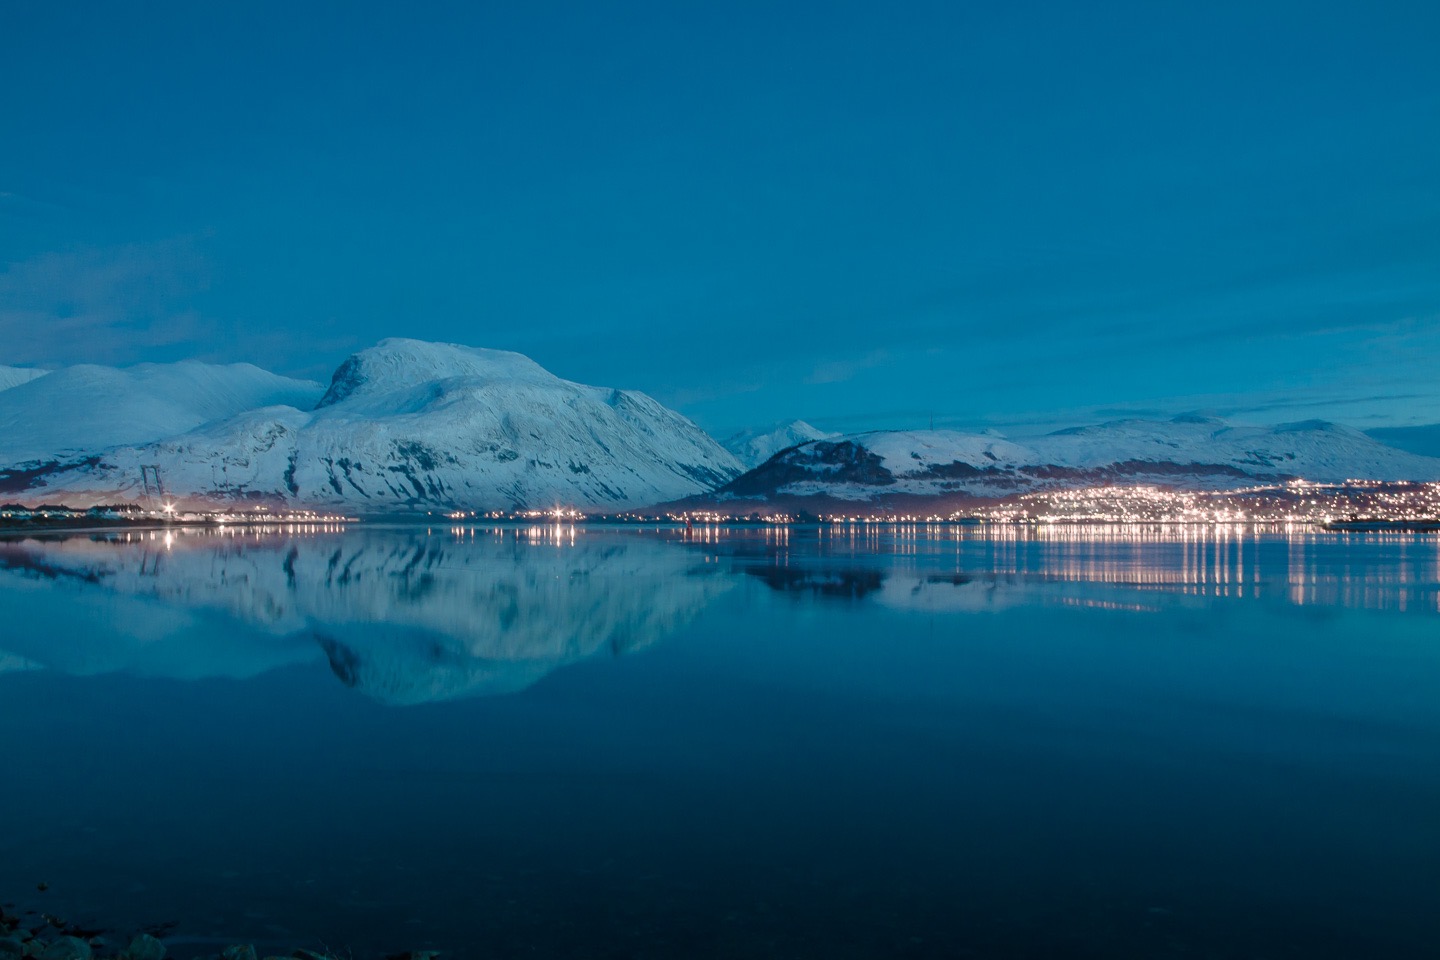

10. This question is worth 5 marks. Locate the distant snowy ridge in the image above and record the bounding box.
[705,417,1440,506]
[0,361,323,465]
[0,366,49,394]
[5,339,743,511]
[722,419,838,468]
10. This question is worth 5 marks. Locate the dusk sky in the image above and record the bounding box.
[3,1,1438,436]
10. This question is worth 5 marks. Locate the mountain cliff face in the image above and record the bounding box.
[703,417,1440,507]
[2,339,744,511]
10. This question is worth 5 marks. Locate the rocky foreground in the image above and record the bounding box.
[0,903,436,960]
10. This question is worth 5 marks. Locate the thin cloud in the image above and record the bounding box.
[804,349,891,385]
[659,378,765,409]
[0,238,214,366]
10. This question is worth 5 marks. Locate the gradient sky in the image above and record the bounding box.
[2,0,1438,436]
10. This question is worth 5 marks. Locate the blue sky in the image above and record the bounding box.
[2,1,1438,436]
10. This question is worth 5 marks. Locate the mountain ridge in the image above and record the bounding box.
[3,342,1438,514]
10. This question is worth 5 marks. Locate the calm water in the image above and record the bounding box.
[0,524,1437,959]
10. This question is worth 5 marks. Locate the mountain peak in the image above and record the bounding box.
[722,419,838,468]
[318,339,556,409]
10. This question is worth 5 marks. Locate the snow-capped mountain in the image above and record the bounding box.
[703,416,1440,507]
[0,360,323,465]
[6,339,743,511]
[0,365,48,394]
[722,419,838,468]
[0,528,733,703]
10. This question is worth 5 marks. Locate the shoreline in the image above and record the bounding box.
[3,515,1440,535]
[1,899,437,960]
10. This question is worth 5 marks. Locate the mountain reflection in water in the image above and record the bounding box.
[1,524,1434,704]
[0,526,733,703]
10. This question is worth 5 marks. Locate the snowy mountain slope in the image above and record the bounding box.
[13,339,744,511]
[710,416,1440,505]
[0,366,48,393]
[722,420,838,468]
[0,360,323,466]
[0,530,733,703]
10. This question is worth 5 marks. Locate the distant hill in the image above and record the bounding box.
[721,419,838,468]
[678,417,1440,512]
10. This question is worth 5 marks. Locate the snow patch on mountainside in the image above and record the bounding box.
[722,420,838,468]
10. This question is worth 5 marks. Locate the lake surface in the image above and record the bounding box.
[1,523,1437,959]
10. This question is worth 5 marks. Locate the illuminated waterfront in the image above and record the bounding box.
[659,480,1440,526]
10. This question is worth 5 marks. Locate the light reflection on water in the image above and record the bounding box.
[0,524,1437,959]
[681,522,1439,610]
